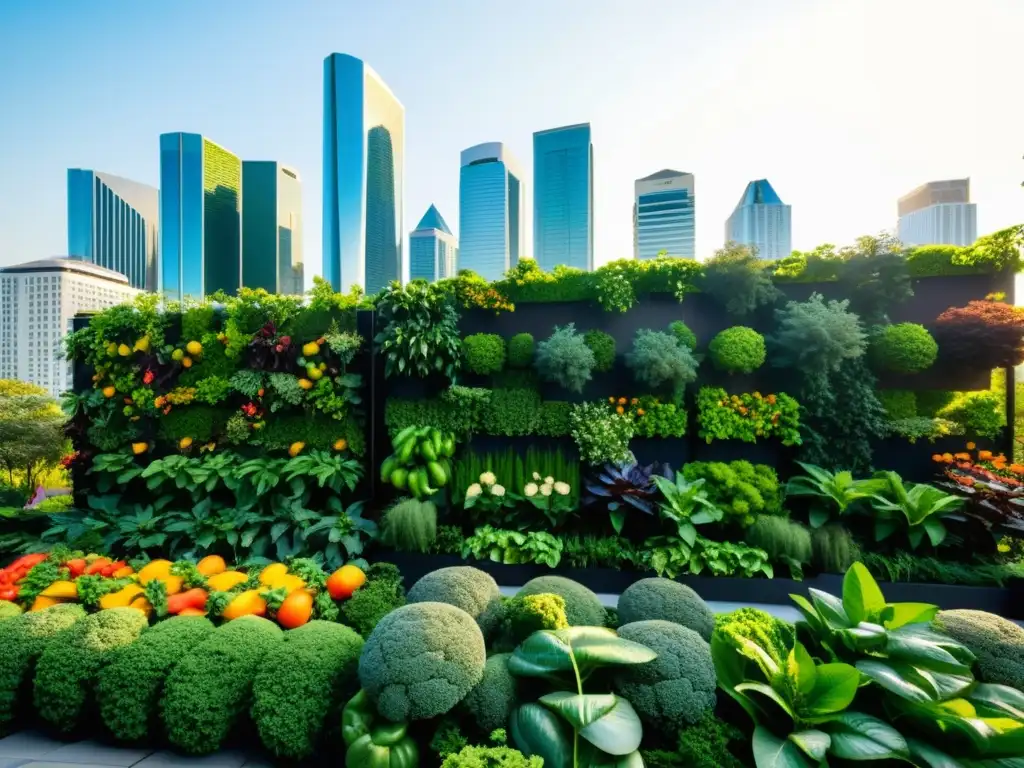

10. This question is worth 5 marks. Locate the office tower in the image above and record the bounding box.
[897,179,977,247]
[159,133,242,301]
[0,259,139,397]
[458,142,523,281]
[242,161,304,295]
[633,169,697,260]
[323,53,405,294]
[67,170,159,291]
[533,123,593,271]
[725,179,792,260]
[409,205,458,282]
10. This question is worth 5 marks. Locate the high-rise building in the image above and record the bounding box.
[725,179,792,260]
[323,53,405,294]
[533,123,593,271]
[633,169,696,260]
[242,161,303,295]
[67,170,159,292]
[897,179,977,247]
[0,258,139,397]
[409,205,458,282]
[458,142,523,281]
[159,132,242,301]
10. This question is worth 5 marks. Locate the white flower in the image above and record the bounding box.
[554,481,571,496]
[544,476,554,485]
[540,484,553,497]
[466,483,483,498]
[492,484,506,497]
[532,472,541,481]
[479,471,497,486]
[524,483,539,497]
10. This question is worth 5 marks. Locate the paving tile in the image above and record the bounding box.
[0,732,66,759]
[133,750,248,768]
[44,741,152,767]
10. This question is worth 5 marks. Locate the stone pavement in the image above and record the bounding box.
[0,732,273,768]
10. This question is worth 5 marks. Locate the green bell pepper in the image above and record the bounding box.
[342,690,419,768]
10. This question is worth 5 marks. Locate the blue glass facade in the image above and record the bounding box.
[159,133,241,300]
[323,53,404,294]
[67,169,158,290]
[409,204,457,282]
[458,142,522,282]
[533,124,593,271]
[725,179,792,260]
[634,170,695,259]
[242,162,303,294]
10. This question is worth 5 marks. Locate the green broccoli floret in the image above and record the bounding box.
[461,653,518,733]
[935,609,1024,691]
[96,615,215,742]
[0,603,86,736]
[34,607,150,733]
[441,745,543,767]
[713,607,794,667]
[359,601,486,721]
[0,600,21,620]
[617,578,715,641]
[614,620,717,734]
[162,616,283,754]
[341,564,406,637]
[516,576,605,627]
[495,593,568,650]
[408,566,503,635]
[251,620,364,760]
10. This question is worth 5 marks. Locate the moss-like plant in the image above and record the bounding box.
[626,329,699,394]
[870,323,938,373]
[534,324,596,393]
[708,326,766,374]
[506,333,535,368]
[340,563,407,638]
[463,333,506,375]
[381,498,438,553]
[583,329,617,372]
[879,390,917,420]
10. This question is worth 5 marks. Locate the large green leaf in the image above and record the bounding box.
[786,644,817,697]
[883,601,939,630]
[802,662,860,718]
[905,737,964,768]
[508,627,657,678]
[788,729,831,762]
[735,683,797,720]
[823,711,909,760]
[842,562,886,624]
[885,625,976,675]
[808,588,851,630]
[509,703,572,768]
[540,692,644,755]
[752,726,815,768]
[970,683,1024,721]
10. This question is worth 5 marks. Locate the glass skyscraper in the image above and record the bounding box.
[242,161,303,295]
[633,169,695,260]
[458,142,523,281]
[323,53,405,295]
[897,179,977,247]
[159,132,242,301]
[533,123,593,271]
[409,205,458,282]
[67,169,159,291]
[725,179,791,260]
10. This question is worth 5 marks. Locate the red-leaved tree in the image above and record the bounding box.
[934,300,1024,369]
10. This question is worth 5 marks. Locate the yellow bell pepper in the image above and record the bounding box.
[39,580,78,600]
[30,596,60,611]
[207,571,249,592]
[272,574,306,594]
[196,555,226,577]
[100,584,146,610]
[259,563,288,586]
[138,559,173,584]
[161,575,185,596]
[221,590,267,620]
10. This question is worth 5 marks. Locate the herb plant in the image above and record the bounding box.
[535,324,596,393]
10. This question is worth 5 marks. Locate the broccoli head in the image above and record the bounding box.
[713,607,794,667]
[359,601,486,722]
[614,619,717,734]
[442,745,543,767]
[0,600,21,620]
[516,576,605,627]
[499,593,568,648]
[408,566,503,635]
[617,578,715,641]
[935,609,1024,692]
[461,653,518,733]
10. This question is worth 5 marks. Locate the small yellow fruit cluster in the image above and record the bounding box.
[170,339,203,368]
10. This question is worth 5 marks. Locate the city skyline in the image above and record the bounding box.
[0,1,1021,282]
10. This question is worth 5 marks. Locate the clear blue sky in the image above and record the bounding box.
[0,0,1020,282]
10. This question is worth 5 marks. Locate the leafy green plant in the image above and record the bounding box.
[878,389,917,420]
[374,280,463,382]
[583,461,672,532]
[482,388,541,436]
[651,474,724,548]
[569,402,634,465]
[463,333,507,375]
[708,326,766,374]
[937,390,1004,438]
[536,401,572,437]
[633,398,687,438]
[836,238,913,325]
[785,462,881,528]
[700,242,781,317]
[743,516,812,579]
[769,293,867,376]
[681,461,782,524]
[463,526,564,568]
[668,320,697,350]
[380,498,437,553]
[535,324,596,393]
[811,524,861,573]
[507,333,535,368]
[867,470,965,549]
[583,330,616,372]
[695,388,801,445]
[626,329,699,396]
[869,323,938,374]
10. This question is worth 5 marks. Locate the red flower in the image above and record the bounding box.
[60,451,80,469]
[142,369,155,385]
[279,336,291,346]
[241,402,258,417]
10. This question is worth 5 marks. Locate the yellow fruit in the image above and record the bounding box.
[179,437,193,449]
[138,559,173,584]
[319,362,327,371]
[252,422,264,430]
[333,439,347,452]
[327,565,366,600]
[260,563,288,586]
[99,584,145,610]
[275,574,306,594]
[302,342,320,357]
[298,378,313,390]
[186,340,203,357]
[221,590,267,620]
[182,356,193,369]
[207,571,249,592]
[102,386,116,398]
[118,343,131,357]
[131,442,148,455]
[171,349,184,361]
[39,580,78,599]
[162,575,184,596]
[134,335,150,353]
[289,442,305,457]
[308,367,323,381]
[197,555,226,577]
[30,596,61,612]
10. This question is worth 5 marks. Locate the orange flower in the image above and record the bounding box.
[966,442,976,450]
[615,406,624,414]
[931,454,944,462]
[608,397,615,404]
[636,408,646,416]
[954,452,971,461]
[942,453,954,463]
[630,398,639,405]
[954,475,976,487]
[1010,464,1024,474]
[979,450,993,460]
[617,397,627,405]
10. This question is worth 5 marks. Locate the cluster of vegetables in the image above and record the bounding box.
[381,425,457,499]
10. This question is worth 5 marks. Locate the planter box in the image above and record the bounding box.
[385,553,1024,619]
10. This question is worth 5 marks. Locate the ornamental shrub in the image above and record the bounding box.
[878,390,917,420]
[743,516,813,568]
[0,604,86,736]
[937,390,1004,438]
[535,324,596,393]
[162,616,284,754]
[381,498,438,553]
[700,242,781,317]
[442,745,543,767]
[917,389,957,417]
[359,602,486,721]
[34,607,149,733]
[535,400,572,437]
[583,329,617,372]
[811,524,861,573]
[516,576,605,627]
[461,652,518,732]
[507,333,535,368]
[935,300,1024,369]
[463,334,507,375]
[569,401,635,465]
[340,562,406,637]
[482,388,541,436]
[407,566,504,635]
[934,609,1024,691]
[614,620,717,734]
[870,323,938,373]
[668,320,697,350]
[616,578,714,641]
[770,293,867,376]
[251,621,364,760]
[681,460,783,524]
[626,329,699,393]
[96,616,215,742]
[708,326,766,374]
